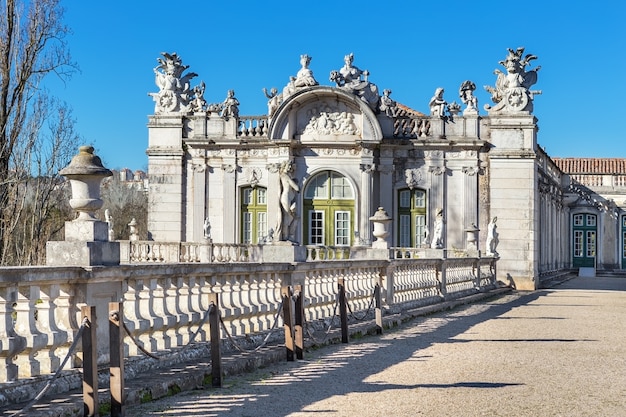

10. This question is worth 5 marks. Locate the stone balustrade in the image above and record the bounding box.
[0,256,497,393]
[122,241,263,263]
[238,116,269,138]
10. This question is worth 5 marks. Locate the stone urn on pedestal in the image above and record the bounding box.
[370,207,392,249]
[46,146,120,266]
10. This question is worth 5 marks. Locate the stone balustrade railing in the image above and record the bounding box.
[123,241,263,263]
[0,256,497,397]
[238,116,269,138]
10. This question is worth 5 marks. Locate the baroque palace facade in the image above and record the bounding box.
[146,49,625,291]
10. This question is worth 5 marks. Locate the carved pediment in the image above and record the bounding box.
[269,87,383,144]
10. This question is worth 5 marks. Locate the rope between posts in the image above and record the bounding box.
[346,288,376,321]
[8,317,90,417]
[120,304,215,361]
[219,298,285,353]
[304,296,339,344]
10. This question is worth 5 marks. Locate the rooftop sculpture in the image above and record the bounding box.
[149,52,199,114]
[330,53,380,110]
[484,47,541,113]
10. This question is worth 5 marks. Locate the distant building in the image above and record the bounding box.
[145,50,625,290]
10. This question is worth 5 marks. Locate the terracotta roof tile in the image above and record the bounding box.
[552,158,626,175]
[395,103,427,117]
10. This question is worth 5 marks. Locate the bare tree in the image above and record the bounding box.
[0,0,78,264]
[101,174,148,241]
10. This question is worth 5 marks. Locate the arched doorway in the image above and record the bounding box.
[303,171,355,246]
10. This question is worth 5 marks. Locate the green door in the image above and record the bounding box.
[572,213,596,268]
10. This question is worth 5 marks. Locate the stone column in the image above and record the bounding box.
[221,160,237,243]
[359,163,375,244]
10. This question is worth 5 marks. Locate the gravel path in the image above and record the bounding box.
[128,276,626,417]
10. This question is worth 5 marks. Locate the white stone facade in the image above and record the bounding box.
[145,49,619,291]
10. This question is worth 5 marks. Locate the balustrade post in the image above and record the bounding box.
[293,285,304,360]
[338,278,349,343]
[439,260,447,299]
[374,283,383,335]
[109,302,125,417]
[81,306,98,417]
[282,286,295,361]
[208,293,222,388]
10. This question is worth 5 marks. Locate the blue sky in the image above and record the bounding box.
[48,1,626,170]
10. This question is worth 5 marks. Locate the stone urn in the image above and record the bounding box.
[60,146,112,221]
[370,207,392,243]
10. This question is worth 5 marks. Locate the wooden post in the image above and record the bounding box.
[109,302,125,417]
[293,284,304,360]
[374,283,383,335]
[338,279,348,343]
[81,305,98,417]
[282,286,295,361]
[208,293,222,388]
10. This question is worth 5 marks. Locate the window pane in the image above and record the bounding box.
[573,231,583,257]
[414,191,425,208]
[331,175,353,199]
[335,211,350,246]
[415,215,426,246]
[257,189,267,205]
[309,211,324,245]
[399,191,410,208]
[586,215,596,227]
[573,214,583,226]
[243,212,252,243]
[623,231,626,258]
[243,188,252,205]
[399,215,410,247]
[305,173,329,199]
[257,212,267,242]
[586,231,596,257]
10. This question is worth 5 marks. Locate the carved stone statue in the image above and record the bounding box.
[484,47,541,113]
[429,88,447,117]
[431,208,444,249]
[294,54,318,88]
[459,80,478,114]
[105,209,114,241]
[203,217,212,241]
[379,89,397,117]
[149,52,198,114]
[330,53,380,110]
[263,87,282,117]
[190,81,207,113]
[275,160,300,242]
[221,90,239,119]
[486,216,499,256]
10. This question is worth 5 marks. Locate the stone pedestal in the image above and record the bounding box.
[47,220,120,266]
[262,244,307,262]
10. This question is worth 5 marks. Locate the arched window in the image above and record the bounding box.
[241,187,268,244]
[303,171,355,246]
[397,188,427,247]
[572,213,596,268]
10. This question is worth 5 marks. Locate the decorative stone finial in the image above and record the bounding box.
[370,207,392,246]
[60,146,112,221]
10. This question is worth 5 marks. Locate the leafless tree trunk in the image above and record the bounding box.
[0,0,77,265]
